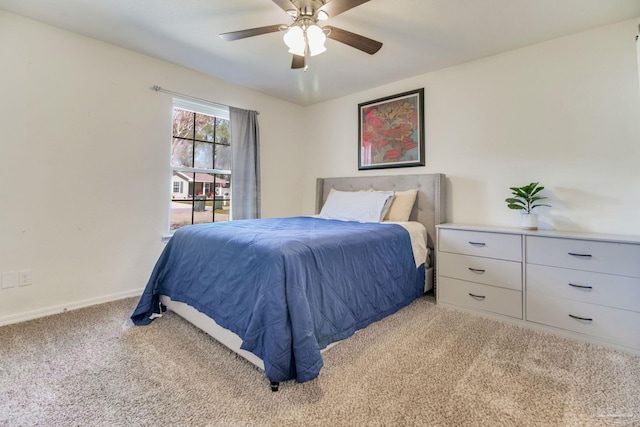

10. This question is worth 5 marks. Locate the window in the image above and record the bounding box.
[170,99,231,231]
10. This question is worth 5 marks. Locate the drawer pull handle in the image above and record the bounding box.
[568,314,593,322]
[568,283,593,290]
[468,241,486,247]
[468,268,486,274]
[468,293,486,300]
[568,252,592,258]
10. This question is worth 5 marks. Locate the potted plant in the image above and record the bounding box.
[505,182,550,230]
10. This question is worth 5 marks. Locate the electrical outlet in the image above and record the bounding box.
[18,270,32,287]
[1,271,16,289]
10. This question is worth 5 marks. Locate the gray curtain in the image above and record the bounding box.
[230,107,261,219]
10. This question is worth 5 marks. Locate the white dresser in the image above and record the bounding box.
[436,224,640,353]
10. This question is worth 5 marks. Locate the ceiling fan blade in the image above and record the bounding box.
[319,0,370,18]
[324,26,382,55]
[272,0,297,13]
[219,24,283,41]
[291,54,305,69]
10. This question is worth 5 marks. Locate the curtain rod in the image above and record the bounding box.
[150,85,259,114]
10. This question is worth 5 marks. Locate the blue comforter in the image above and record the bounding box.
[131,216,424,383]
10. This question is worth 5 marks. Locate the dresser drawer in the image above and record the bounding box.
[526,293,640,349]
[526,264,640,312]
[439,252,522,290]
[438,277,522,319]
[526,236,640,277]
[439,229,522,261]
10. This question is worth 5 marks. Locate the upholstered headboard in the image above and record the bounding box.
[315,174,446,251]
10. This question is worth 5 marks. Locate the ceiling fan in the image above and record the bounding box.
[219,0,383,71]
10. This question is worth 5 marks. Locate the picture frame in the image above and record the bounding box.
[358,88,425,170]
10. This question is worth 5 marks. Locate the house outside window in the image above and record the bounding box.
[170,99,231,231]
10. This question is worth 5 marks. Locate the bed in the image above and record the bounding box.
[131,173,446,390]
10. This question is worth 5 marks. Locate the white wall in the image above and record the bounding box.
[0,11,306,324]
[302,18,640,236]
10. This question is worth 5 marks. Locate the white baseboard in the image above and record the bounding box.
[0,288,144,327]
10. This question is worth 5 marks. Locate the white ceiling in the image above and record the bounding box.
[1,0,639,106]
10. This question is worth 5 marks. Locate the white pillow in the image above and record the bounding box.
[384,189,418,222]
[327,188,372,198]
[320,190,395,223]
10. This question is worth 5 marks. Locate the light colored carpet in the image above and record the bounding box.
[1,296,639,426]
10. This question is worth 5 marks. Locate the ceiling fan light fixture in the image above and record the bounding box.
[306,24,327,56]
[283,25,305,56]
[219,0,383,70]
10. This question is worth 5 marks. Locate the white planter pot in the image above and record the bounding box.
[520,212,538,230]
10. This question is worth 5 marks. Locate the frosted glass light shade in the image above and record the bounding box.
[306,25,326,56]
[283,26,305,56]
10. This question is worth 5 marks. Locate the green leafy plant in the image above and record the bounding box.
[505,182,550,214]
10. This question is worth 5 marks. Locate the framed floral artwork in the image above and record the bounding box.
[358,88,425,170]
